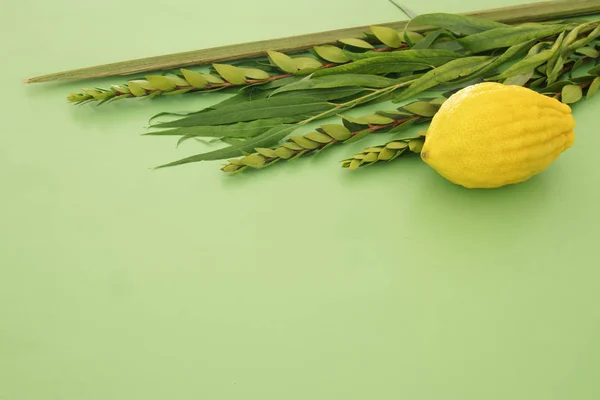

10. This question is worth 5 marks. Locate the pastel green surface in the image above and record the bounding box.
[1,0,600,399]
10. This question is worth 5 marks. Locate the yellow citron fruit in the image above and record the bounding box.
[421,82,576,189]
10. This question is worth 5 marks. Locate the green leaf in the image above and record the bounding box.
[203,74,225,84]
[401,101,438,117]
[561,84,582,103]
[271,74,405,96]
[312,49,460,77]
[320,124,351,140]
[145,117,297,138]
[145,75,176,91]
[409,12,507,35]
[180,69,208,88]
[305,131,333,144]
[587,76,600,99]
[370,26,402,48]
[291,136,320,149]
[267,50,298,73]
[547,55,565,85]
[168,74,189,87]
[504,71,534,86]
[450,41,535,85]
[344,129,372,144]
[313,45,350,63]
[275,87,366,101]
[393,56,493,103]
[412,29,456,50]
[491,49,555,80]
[153,96,334,128]
[576,47,600,58]
[274,147,294,159]
[161,88,192,96]
[240,154,266,168]
[403,31,424,46]
[293,57,323,74]
[127,81,146,97]
[130,80,156,90]
[360,114,394,124]
[213,64,247,84]
[338,38,374,49]
[239,67,270,80]
[156,124,298,168]
[458,24,566,53]
[386,118,418,135]
[589,64,600,76]
[386,141,409,150]
[565,23,600,54]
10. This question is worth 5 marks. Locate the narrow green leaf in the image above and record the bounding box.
[339,38,374,49]
[561,84,582,103]
[587,76,600,99]
[386,118,418,135]
[274,87,366,101]
[145,118,297,138]
[267,50,298,73]
[213,64,247,84]
[451,40,535,85]
[492,49,555,80]
[504,71,534,86]
[153,96,334,128]
[370,26,402,48]
[393,56,493,103]
[412,29,456,50]
[458,24,565,53]
[291,136,319,149]
[313,45,350,63]
[409,12,507,35]
[271,74,405,96]
[566,23,600,54]
[312,49,460,77]
[344,129,372,144]
[547,55,565,85]
[156,125,298,168]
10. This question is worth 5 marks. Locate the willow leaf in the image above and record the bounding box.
[156,125,298,168]
[273,87,367,101]
[145,118,298,138]
[491,49,554,79]
[153,96,334,128]
[409,13,507,35]
[565,23,600,54]
[412,29,457,50]
[270,74,403,96]
[312,49,460,77]
[458,24,565,53]
[393,56,493,102]
[451,40,534,84]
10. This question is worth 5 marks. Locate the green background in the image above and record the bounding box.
[2,0,600,398]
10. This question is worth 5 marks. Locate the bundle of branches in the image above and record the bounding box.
[29,6,600,174]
